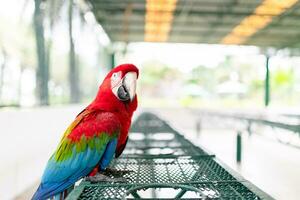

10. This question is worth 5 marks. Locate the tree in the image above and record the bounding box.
[33,0,49,105]
[68,0,80,103]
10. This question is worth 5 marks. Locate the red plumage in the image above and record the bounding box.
[32,64,139,200]
[68,111,121,141]
[70,63,138,155]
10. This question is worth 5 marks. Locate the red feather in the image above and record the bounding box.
[68,111,121,141]
[70,64,138,154]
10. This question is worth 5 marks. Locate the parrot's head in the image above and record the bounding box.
[91,64,139,113]
[108,64,138,103]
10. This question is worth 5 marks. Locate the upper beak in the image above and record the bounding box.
[117,72,137,102]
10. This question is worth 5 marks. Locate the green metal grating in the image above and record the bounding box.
[66,112,273,200]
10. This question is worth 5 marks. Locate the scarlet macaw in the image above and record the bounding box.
[32,64,138,199]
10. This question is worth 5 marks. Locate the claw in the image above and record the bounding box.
[85,173,128,183]
[103,168,134,177]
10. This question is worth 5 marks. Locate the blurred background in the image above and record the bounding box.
[0,0,299,199]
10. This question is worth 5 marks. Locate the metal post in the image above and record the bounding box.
[236,132,242,163]
[110,52,115,69]
[264,56,270,107]
[247,122,252,136]
[196,120,201,137]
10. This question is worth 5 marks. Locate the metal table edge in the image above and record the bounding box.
[213,157,275,200]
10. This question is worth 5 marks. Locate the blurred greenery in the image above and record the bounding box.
[0,0,109,106]
[138,56,300,108]
[0,1,299,109]
[273,67,294,87]
[140,61,180,86]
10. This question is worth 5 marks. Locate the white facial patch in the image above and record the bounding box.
[111,71,137,101]
[110,71,122,89]
[123,72,137,101]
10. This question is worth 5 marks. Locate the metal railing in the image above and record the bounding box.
[192,109,300,162]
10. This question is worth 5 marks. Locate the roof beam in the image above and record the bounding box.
[92,0,261,7]
[221,0,300,45]
[103,23,300,35]
[93,8,300,19]
[92,2,259,12]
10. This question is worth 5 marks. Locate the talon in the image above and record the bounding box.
[85,173,129,183]
[104,168,135,177]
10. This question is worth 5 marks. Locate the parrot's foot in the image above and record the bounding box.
[85,173,128,183]
[103,167,134,177]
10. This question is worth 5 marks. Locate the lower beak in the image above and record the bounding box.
[117,72,137,102]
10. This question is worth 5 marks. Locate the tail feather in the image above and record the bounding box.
[32,168,91,200]
[31,181,73,200]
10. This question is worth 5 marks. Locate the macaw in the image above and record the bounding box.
[32,64,139,200]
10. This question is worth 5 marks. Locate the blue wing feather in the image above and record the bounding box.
[32,111,121,200]
[32,142,109,200]
[33,167,93,200]
[99,138,118,170]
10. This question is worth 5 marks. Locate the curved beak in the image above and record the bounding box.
[117,72,137,102]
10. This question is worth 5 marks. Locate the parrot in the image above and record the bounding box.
[32,64,139,200]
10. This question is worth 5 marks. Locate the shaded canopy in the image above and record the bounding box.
[87,0,300,48]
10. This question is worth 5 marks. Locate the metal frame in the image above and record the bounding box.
[194,110,300,135]
[66,112,274,199]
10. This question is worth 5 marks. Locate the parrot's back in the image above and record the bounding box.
[32,110,121,200]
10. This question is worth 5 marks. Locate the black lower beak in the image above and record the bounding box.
[117,84,130,101]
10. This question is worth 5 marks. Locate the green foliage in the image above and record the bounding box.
[249,79,264,92]
[272,67,294,87]
[140,61,179,86]
[186,65,216,92]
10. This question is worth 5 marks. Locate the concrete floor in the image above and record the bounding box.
[151,107,300,200]
[0,105,85,200]
[1,106,299,200]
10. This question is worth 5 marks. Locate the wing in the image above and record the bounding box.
[115,136,128,158]
[32,110,121,200]
[99,138,118,170]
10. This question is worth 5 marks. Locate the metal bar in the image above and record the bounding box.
[107,31,295,41]
[92,8,300,18]
[196,120,201,138]
[125,183,207,198]
[131,190,141,198]
[105,28,300,39]
[265,56,270,107]
[97,16,300,28]
[121,154,215,159]
[236,132,242,163]
[92,0,262,5]
[194,110,300,134]
[65,184,87,200]
[174,189,187,199]
[247,122,252,136]
[100,23,300,33]
[110,52,115,69]
[91,0,262,8]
